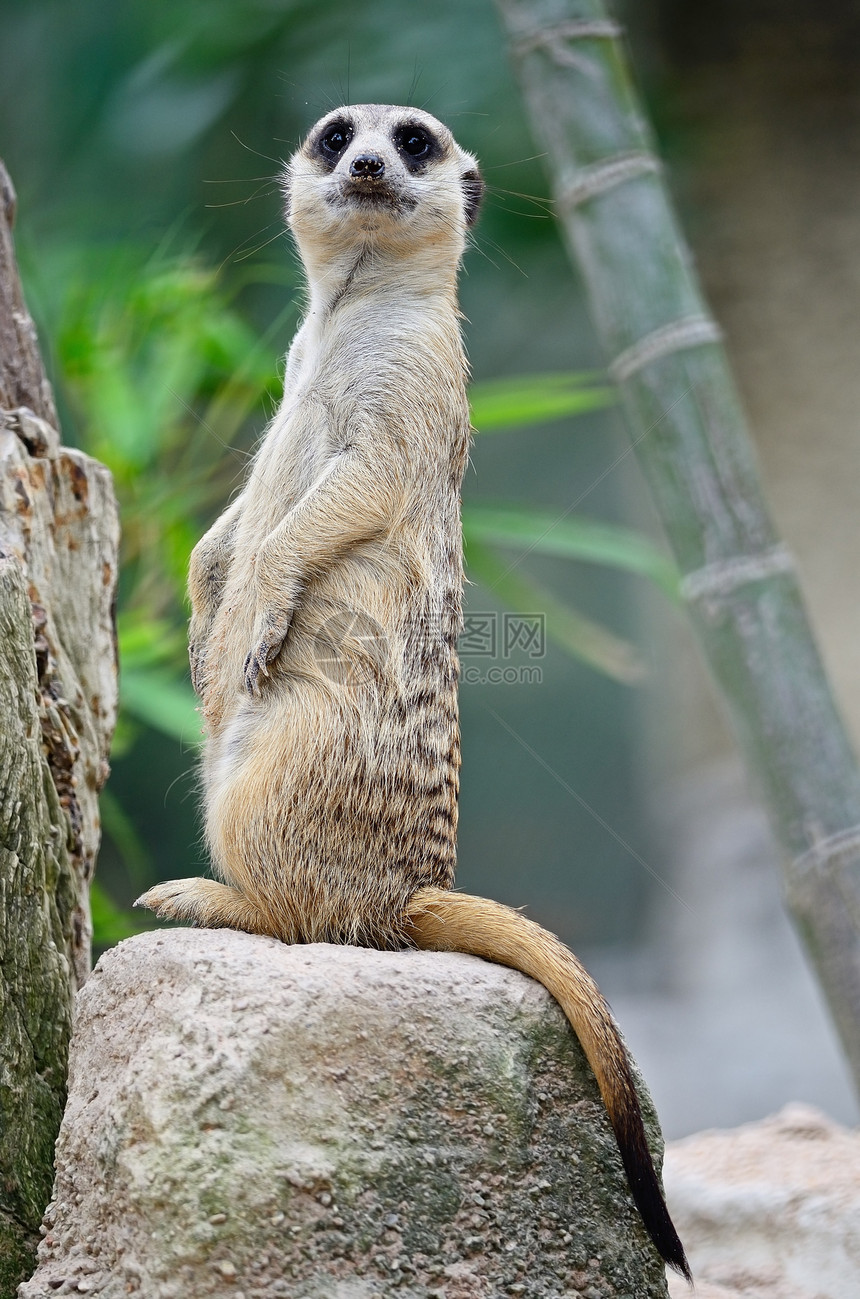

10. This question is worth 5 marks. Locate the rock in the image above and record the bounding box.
[664,1103,860,1299]
[20,928,671,1298]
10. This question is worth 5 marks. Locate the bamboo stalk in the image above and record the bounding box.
[494,0,860,1090]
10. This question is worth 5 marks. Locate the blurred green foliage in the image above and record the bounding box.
[55,245,292,747]
[1,0,678,950]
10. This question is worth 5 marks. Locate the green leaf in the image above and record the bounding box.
[469,371,614,432]
[118,612,189,670]
[90,880,146,947]
[99,787,153,887]
[120,667,202,746]
[462,504,680,600]
[465,538,646,684]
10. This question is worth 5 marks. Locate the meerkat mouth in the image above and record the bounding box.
[332,179,418,215]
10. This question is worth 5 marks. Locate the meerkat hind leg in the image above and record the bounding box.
[135,878,275,936]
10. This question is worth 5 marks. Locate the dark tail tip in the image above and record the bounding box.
[616,1112,692,1282]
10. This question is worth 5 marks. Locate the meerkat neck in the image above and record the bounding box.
[300,237,463,322]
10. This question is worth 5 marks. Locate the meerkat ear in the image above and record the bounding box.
[461,168,485,227]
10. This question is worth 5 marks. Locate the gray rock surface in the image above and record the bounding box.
[21,928,670,1298]
[664,1104,860,1299]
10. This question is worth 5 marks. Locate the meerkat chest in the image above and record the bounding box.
[248,392,333,515]
[239,374,348,542]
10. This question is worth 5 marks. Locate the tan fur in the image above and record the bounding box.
[137,105,689,1278]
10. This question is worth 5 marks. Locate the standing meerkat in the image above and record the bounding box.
[137,103,690,1280]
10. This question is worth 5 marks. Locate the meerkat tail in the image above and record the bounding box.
[405,886,691,1281]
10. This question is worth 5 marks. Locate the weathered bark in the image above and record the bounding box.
[0,160,119,1295]
[494,0,860,1093]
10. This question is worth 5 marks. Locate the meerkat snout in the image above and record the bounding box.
[349,153,385,179]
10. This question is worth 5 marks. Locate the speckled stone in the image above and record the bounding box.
[20,928,670,1298]
[665,1104,860,1299]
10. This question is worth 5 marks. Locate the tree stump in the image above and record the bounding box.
[21,930,670,1298]
[0,160,118,1294]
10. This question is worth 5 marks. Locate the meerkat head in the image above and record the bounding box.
[285,104,483,270]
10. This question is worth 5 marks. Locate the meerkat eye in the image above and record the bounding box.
[320,123,354,157]
[395,126,434,161]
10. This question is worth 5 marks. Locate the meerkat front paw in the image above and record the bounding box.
[135,878,213,924]
[243,608,294,696]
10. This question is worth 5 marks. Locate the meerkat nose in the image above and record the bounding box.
[350,153,385,179]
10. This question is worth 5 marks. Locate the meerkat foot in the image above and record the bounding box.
[243,609,293,695]
[135,877,273,935]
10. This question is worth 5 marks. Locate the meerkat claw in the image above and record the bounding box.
[243,650,261,696]
[243,647,272,696]
[243,613,292,695]
[189,643,204,696]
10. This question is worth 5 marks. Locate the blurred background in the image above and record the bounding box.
[1,0,858,1136]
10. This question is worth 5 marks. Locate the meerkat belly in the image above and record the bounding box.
[204,539,461,947]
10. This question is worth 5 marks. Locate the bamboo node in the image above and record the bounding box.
[680,545,795,604]
[793,826,860,878]
[513,21,623,63]
[609,316,723,382]
[557,153,660,212]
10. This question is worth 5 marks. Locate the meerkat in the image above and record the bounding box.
[136,104,690,1280]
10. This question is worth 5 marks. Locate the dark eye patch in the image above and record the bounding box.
[393,124,439,170]
[316,120,354,167]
